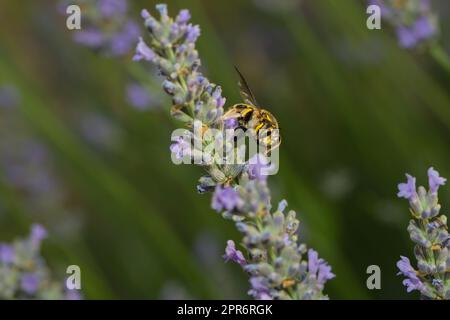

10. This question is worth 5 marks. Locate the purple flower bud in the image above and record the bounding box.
[186,24,200,43]
[396,256,425,293]
[176,9,191,24]
[223,240,246,266]
[428,167,446,194]
[170,136,191,160]
[141,9,151,19]
[403,278,425,293]
[156,4,168,16]
[133,37,155,62]
[211,185,242,212]
[397,174,417,200]
[163,80,176,94]
[216,96,226,108]
[277,199,288,212]
[318,263,335,285]
[308,249,335,285]
[212,86,222,100]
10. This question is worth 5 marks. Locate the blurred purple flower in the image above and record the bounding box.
[110,21,140,56]
[126,83,154,110]
[0,244,15,264]
[396,16,436,49]
[0,224,79,299]
[30,224,47,247]
[73,29,104,48]
[420,0,431,11]
[369,0,437,49]
[65,290,82,300]
[427,167,446,194]
[212,186,242,212]
[21,273,41,295]
[413,16,435,40]
[368,0,392,18]
[397,26,418,49]
[98,0,127,18]
[62,0,140,57]
[223,240,246,266]
[0,85,20,108]
[80,113,119,149]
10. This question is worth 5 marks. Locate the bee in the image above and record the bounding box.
[222,67,281,155]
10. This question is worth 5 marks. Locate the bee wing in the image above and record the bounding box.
[235,66,258,106]
[223,107,243,118]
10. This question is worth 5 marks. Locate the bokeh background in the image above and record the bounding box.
[0,0,449,299]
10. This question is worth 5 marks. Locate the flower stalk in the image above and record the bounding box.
[0,224,80,299]
[134,4,334,300]
[397,167,449,299]
[369,0,450,74]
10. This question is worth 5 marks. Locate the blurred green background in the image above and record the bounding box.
[0,0,449,299]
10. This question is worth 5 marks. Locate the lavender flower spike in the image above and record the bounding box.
[369,0,438,49]
[0,224,81,299]
[135,4,334,300]
[59,0,139,57]
[396,167,449,299]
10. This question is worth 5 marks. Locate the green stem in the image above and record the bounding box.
[430,45,450,74]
